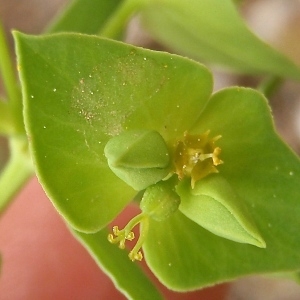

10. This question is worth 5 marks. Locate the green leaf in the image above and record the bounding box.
[177,175,266,248]
[73,228,163,300]
[46,0,123,34]
[99,0,144,39]
[140,0,300,79]
[143,88,300,290]
[14,32,212,232]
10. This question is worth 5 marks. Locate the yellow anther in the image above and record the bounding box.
[107,233,115,243]
[173,130,223,188]
[126,231,135,241]
[112,226,119,235]
[107,225,134,249]
[212,147,223,166]
[129,251,143,261]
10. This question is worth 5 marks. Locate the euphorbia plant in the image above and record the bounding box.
[13,33,300,297]
[1,0,300,299]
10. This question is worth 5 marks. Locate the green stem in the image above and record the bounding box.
[0,21,23,134]
[258,76,283,99]
[233,0,245,5]
[0,139,34,215]
[99,0,145,39]
[0,98,14,135]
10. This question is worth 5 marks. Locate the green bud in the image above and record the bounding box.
[140,177,181,221]
[177,175,266,248]
[104,130,170,191]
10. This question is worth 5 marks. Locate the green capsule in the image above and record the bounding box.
[177,175,266,248]
[140,177,181,222]
[104,130,171,191]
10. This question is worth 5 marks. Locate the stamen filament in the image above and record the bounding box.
[108,212,149,261]
[129,216,149,261]
[198,153,213,161]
